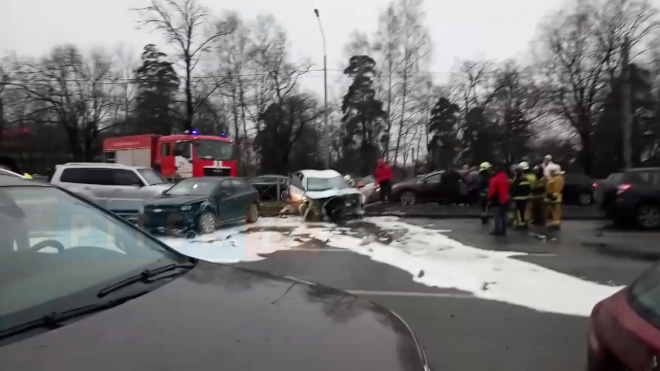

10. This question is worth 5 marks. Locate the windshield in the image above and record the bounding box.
[138,169,168,185]
[194,140,233,161]
[165,179,218,196]
[306,176,350,191]
[629,265,660,328]
[0,186,183,332]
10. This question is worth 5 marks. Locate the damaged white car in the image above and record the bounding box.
[285,169,364,222]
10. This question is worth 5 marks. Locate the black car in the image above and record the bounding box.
[562,174,596,206]
[141,177,260,235]
[596,168,660,229]
[0,176,430,370]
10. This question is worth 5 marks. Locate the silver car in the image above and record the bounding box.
[50,163,172,221]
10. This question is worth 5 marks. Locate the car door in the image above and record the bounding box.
[228,178,254,220]
[417,173,442,202]
[214,179,238,222]
[58,168,114,202]
[97,169,146,212]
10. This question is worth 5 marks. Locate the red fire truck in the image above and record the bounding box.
[102,133,237,178]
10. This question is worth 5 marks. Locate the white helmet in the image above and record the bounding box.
[518,161,530,171]
[547,163,563,175]
[343,175,351,181]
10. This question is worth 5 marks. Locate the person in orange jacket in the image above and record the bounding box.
[545,164,565,229]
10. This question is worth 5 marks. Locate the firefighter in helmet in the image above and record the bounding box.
[545,164,565,229]
[510,162,533,228]
[478,161,493,224]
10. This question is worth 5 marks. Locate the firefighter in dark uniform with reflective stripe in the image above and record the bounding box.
[478,162,493,224]
[510,163,532,228]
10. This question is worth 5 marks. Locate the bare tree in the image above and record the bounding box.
[135,0,234,131]
[8,45,119,160]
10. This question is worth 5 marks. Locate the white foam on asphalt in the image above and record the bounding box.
[158,216,622,316]
[158,218,337,264]
[338,217,623,317]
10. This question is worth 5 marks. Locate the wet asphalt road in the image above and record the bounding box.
[236,218,657,371]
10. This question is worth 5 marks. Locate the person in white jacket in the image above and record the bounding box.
[541,155,556,178]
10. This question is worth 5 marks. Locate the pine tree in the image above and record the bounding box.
[134,44,180,135]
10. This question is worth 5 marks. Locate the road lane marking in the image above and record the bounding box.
[286,248,348,252]
[346,290,476,299]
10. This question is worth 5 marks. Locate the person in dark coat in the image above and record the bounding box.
[440,168,462,204]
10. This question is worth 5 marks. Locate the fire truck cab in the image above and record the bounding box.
[103,133,236,179]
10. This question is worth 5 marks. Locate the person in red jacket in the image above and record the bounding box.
[487,165,510,236]
[374,159,393,203]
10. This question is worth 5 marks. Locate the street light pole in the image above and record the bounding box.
[314,9,330,168]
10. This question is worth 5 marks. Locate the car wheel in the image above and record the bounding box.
[197,211,217,234]
[577,191,593,206]
[637,204,660,230]
[246,203,259,223]
[399,191,417,206]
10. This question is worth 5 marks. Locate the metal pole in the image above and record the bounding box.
[315,9,330,168]
[622,36,633,169]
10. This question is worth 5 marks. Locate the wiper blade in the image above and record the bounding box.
[0,291,146,340]
[97,259,197,298]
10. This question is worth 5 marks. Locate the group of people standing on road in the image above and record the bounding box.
[475,155,565,236]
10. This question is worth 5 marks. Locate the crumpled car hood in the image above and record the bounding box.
[305,187,362,200]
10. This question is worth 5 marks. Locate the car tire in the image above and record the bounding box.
[399,190,417,206]
[246,203,259,223]
[577,191,593,206]
[197,211,217,234]
[637,204,660,230]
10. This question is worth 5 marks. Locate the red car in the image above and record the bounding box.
[589,266,660,370]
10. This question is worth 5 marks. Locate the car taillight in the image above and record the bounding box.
[357,183,365,188]
[617,184,632,194]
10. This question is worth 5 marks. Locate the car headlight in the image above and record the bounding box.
[181,205,193,211]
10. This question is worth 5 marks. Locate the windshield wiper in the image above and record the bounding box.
[97,259,197,298]
[0,291,146,341]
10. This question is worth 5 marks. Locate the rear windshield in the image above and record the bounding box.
[628,265,660,328]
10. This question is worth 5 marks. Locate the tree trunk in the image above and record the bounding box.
[185,58,194,132]
[579,129,593,175]
[384,63,393,161]
[394,56,408,166]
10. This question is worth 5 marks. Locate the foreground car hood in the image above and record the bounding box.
[0,262,427,371]
[146,195,209,207]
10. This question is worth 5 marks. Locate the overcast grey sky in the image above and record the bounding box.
[1,0,574,97]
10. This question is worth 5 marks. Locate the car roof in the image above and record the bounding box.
[0,175,50,187]
[57,162,150,171]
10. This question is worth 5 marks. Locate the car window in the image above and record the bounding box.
[173,142,192,159]
[165,179,218,196]
[161,143,171,157]
[290,173,303,189]
[112,170,143,186]
[629,264,660,328]
[306,176,349,191]
[219,179,236,195]
[138,169,168,185]
[420,173,441,183]
[230,178,249,191]
[0,186,184,330]
[60,168,111,185]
